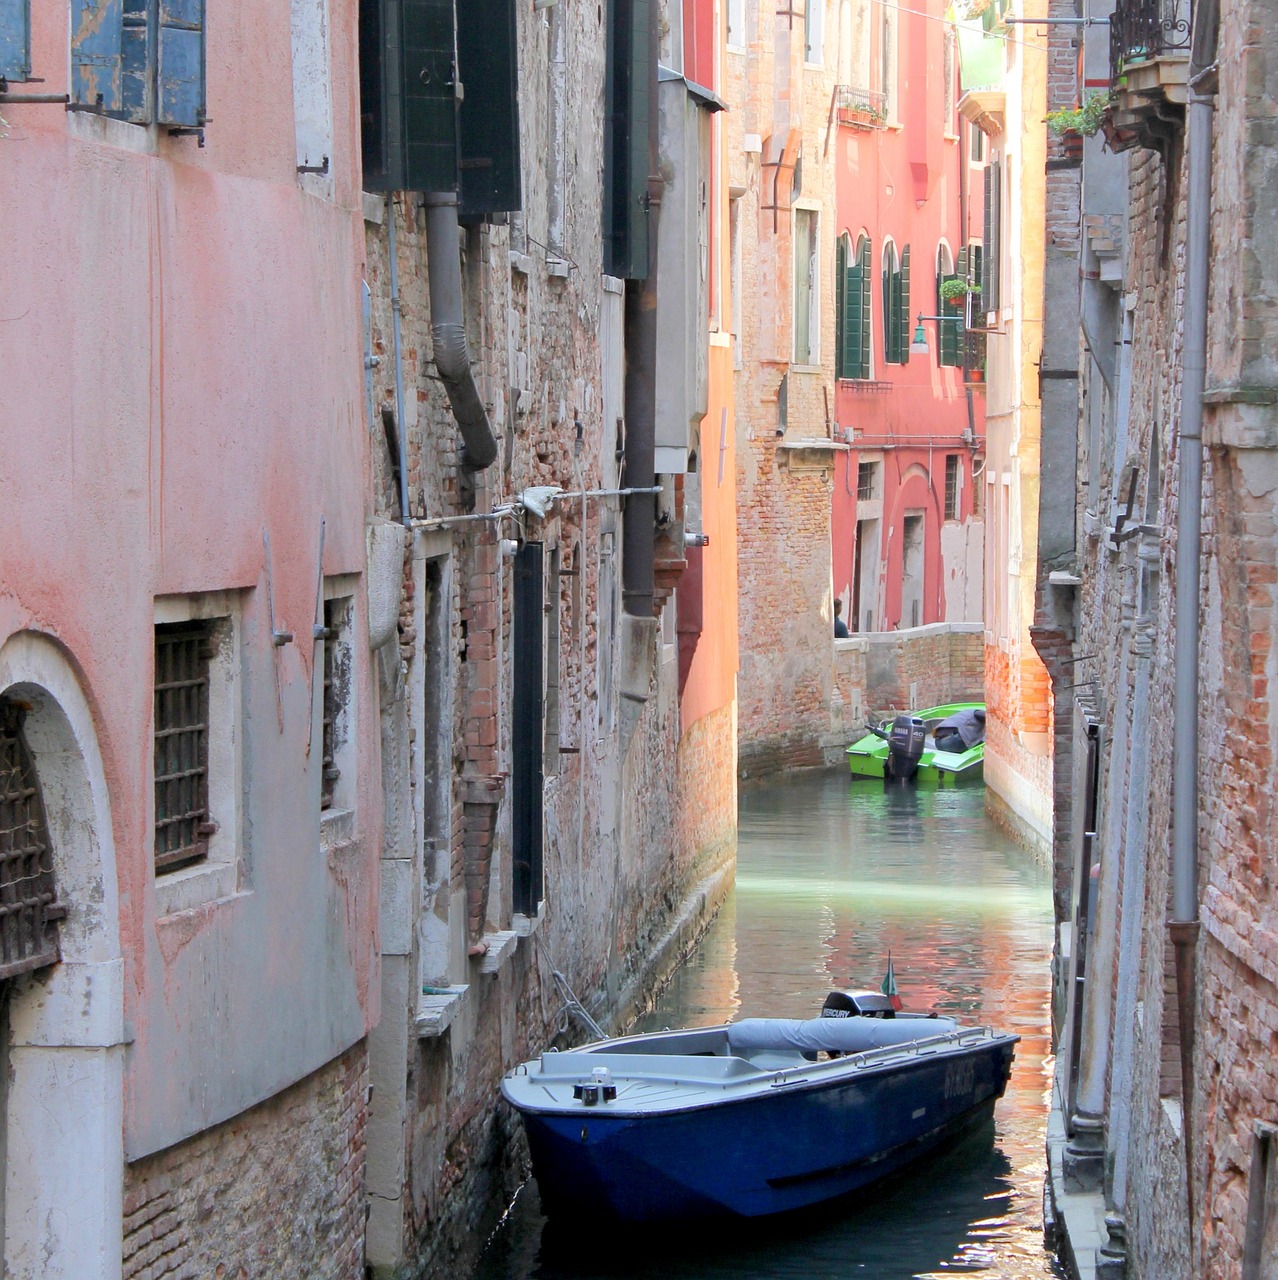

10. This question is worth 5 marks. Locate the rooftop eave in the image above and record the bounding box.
[958,89,1006,138]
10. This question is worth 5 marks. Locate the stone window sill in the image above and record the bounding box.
[155,858,239,918]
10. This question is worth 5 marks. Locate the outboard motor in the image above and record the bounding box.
[820,989,897,1020]
[885,714,927,780]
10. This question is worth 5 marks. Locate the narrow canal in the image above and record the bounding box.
[477,770,1063,1280]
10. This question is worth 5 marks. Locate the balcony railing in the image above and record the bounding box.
[834,85,888,129]
[1109,0,1191,83]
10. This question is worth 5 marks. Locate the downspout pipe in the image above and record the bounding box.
[621,7,662,620]
[422,191,499,472]
[1171,0,1218,1248]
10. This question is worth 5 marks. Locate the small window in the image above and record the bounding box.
[804,0,824,64]
[730,196,744,367]
[0,698,62,979]
[945,455,961,520]
[154,621,214,873]
[321,600,342,811]
[727,0,746,47]
[970,122,985,163]
[793,209,819,365]
[857,461,878,500]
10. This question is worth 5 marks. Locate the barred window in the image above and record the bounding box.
[0,698,62,979]
[154,621,214,872]
[945,455,960,520]
[321,599,342,811]
[857,462,878,501]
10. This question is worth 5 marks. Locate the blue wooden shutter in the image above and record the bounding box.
[119,0,151,120]
[157,0,204,126]
[898,244,911,364]
[0,0,31,83]
[71,0,124,112]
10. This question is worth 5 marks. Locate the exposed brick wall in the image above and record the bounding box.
[122,1043,368,1280]
[729,0,842,776]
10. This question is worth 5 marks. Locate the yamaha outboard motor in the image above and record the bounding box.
[885,714,926,780]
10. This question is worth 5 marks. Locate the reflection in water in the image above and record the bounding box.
[477,772,1064,1280]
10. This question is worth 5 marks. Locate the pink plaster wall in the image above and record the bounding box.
[0,0,379,1158]
[831,0,986,632]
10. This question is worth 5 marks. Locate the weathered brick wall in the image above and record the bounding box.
[122,1043,368,1280]
[730,0,842,776]
[1064,2,1278,1271]
[360,4,740,1276]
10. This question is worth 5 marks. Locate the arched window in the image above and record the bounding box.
[935,240,962,368]
[0,698,61,979]
[881,239,910,365]
[837,233,872,379]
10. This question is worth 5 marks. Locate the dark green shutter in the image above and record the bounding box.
[71,0,124,113]
[982,162,1000,316]
[604,0,655,278]
[898,244,910,365]
[858,237,871,378]
[1,0,31,82]
[882,254,892,366]
[835,236,847,379]
[938,268,961,368]
[403,0,459,192]
[360,0,459,194]
[457,0,521,217]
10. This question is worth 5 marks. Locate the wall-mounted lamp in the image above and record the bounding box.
[909,312,964,357]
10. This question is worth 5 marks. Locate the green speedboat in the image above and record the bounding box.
[846,702,986,784]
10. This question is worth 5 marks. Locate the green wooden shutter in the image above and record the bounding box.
[858,237,872,378]
[898,244,911,365]
[886,252,896,366]
[457,0,521,217]
[157,0,204,126]
[0,0,30,82]
[835,236,847,379]
[982,162,1000,316]
[71,0,124,112]
[604,0,655,278]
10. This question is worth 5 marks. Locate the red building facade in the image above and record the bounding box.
[831,1,987,635]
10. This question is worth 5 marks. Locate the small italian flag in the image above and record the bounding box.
[881,952,903,1010]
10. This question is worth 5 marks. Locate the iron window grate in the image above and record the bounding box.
[154,622,213,872]
[857,462,877,501]
[321,600,341,811]
[945,455,960,520]
[0,699,62,980]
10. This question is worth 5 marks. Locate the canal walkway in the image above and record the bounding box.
[477,770,1064,1279]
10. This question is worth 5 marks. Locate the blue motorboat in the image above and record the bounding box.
[500,990,1018,1223]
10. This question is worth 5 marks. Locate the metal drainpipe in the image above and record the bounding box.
[422,192,499,472]
[621,9,662,620]
[387,195,412,523]
[1171,3,1218,1247]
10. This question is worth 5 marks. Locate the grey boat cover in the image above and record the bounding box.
[726,1015,959,1056]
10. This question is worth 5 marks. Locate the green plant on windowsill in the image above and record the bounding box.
[1046,90,1111,138]
[940,278,979,304]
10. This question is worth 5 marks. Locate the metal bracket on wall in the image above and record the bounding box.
[263,529,293,731]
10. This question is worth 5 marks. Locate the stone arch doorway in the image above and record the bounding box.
[0,632,124,1280]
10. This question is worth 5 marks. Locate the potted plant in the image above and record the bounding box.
[940,278,978,309]
[1046,90,1110,157]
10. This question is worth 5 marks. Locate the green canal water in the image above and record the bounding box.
[476,771,1064,1279]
